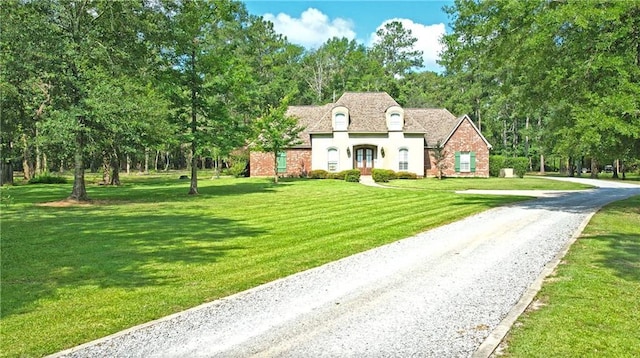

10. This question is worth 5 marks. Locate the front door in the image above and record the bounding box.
[355,147,375,175]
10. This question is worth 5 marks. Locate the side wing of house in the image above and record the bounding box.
[424,114,492,178]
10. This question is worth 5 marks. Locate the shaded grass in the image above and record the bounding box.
[385,176,594,190]
[500,195,640,357]
[2,176,527,357]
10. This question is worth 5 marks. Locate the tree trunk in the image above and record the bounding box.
[22,134,32,180]
[273,153,279,184]
[69,120,89,201]
[35,126,42,175]
[612,159,619,179]
[102,151,111,184]
[188,46,198,195]
[590,158,598,179]
[42,152,48,173]
[126,154,130,175]
[110,153,121,186]
[0,160,13,186]
[539,154,545,174]
[144,148,149,174]
[155,150,160,171]
[165,151,170,171]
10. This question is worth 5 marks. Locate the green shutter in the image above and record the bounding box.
[454,151,460,172]
[470,151,476,172]
[277,152,286,173]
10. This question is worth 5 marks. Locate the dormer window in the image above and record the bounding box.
[332,106,349,131]
[385,106,404,131]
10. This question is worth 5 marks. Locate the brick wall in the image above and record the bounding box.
[249,149,312,177]
[424,118,490,178]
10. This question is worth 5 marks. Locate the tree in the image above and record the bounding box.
[431,141,448,180]
[371,21,424,78]
[252,96,304,183]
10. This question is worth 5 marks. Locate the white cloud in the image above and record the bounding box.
[263,8,356,49]
[370,18,446,72]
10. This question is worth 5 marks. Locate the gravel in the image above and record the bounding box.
[52,178,640,358]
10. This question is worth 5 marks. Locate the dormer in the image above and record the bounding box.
[332,106,349,131]
[385,106,404,131]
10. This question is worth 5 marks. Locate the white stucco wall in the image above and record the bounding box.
[310,132,425,175]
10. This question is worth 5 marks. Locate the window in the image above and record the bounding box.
[334,113,347,131]
[398,148,408,171]
[327,148,338,172]
[455,151,476,173]
[459,152,471,172]
[390,113,402,130]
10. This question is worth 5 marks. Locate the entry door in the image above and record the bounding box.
[355,147,374,175]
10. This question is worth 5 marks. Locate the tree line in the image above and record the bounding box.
[1,0,639,198]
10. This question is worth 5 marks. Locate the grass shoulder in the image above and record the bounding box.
[499,195,640,357]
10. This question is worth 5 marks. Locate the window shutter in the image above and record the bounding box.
[454,151,460,172]
[470,151,476,172]
[277,152,287,173]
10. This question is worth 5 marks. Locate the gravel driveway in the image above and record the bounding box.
[52,177,640,358]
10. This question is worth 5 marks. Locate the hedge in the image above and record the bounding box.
[28,174,68,184]
[395,171,418,179]
[489,155,528,178]
[372,169,396,182]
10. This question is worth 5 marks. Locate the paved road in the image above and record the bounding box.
[55,177,640,358]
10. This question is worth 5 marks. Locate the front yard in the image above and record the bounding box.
[0,174,587,357]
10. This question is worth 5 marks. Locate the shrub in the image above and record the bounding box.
[332,170,347,180]
[228,160,247,178]
[372,169,396,183]
[28,174,68,184]
[343,169,361,182]
[504,157,529,178]
[395,171,417,179]
[489,155,506,177]
[308,170,329,179]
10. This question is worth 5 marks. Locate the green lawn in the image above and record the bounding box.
[385,176,594,190]
[0,174,586,357]
[500,195,640,357]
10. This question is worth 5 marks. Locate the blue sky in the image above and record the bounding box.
[242,1,455,72]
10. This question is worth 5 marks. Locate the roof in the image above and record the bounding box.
[287,92,488,148]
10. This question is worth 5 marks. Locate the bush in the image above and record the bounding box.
[372,169,396,183]
[343,169,361,182]
[504,157,529,178]
[308,169,329,179]
[395,171,417,179]
[28,174,68,184]
[489,155,506,177]
[228,160,247,178]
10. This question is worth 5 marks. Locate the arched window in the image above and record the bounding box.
[398,148,408,171]
[334,113,347,131]
[328,148,339,172]
[389,113,402,130]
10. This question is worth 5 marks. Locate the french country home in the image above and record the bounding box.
[250,92,492,178]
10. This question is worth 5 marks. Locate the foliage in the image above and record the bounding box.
[252,95,304,183]
[372,169,397,183]
[504,157,529,178]
[308,170,329,179]
[28,174,68,184]
[489,156,506,177]
[502,195,640,357]
[342,169,361,182]
[395,171,418,180]
[431,141,448,180]
[0,175,526,357]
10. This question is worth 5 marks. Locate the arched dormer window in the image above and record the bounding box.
[332,106,349,131]
[385,106,404,131]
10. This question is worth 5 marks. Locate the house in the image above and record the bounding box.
[249,92,492,178]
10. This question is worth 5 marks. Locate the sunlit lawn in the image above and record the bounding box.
[0,173,588,357]
[500,195,640,357]
[385,176,594,190]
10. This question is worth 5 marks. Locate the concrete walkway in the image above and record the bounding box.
[359,175,385,187]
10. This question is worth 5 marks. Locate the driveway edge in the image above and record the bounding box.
[472,210,597,358]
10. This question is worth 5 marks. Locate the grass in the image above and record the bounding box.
[500,195,640,357]
[385,176,595,190]
[0,173,589,357]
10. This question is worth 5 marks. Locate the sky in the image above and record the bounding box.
[241,1,455,72]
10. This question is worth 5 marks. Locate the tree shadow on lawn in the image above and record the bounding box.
[593,233,640,282]
[1,208,266,318]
